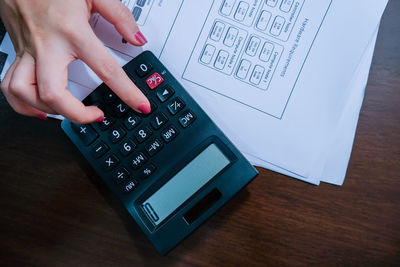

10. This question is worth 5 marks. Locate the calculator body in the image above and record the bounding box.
[61,51,258,255]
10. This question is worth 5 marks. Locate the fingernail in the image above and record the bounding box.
[36,114,47,120]
[134,31,147,45]
[138,103,151,114]
[95,116,104,122]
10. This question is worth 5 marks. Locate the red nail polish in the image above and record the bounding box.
[95,116,104,122]
[138,103,151,114]
[134,31,148,45]
[36,114,47,120]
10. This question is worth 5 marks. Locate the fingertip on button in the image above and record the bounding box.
[36,114,47,120]
[138,103,151,114]
[95,115,105,122]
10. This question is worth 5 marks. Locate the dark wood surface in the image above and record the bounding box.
[1,2,399,266]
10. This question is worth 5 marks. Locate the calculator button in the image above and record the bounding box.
[137,0,146,7]
[139,164,156,179]
[132,6,142,21]
[146,72,164,90]
[161,125,179,143]
[141,100,158,118]
[266,0,278,7]
[98,115,115,131]
[109,127,126,143]
[156,85,175,102]
[200,44,216,64]
[131,152,147,169]
[150,112,168,130]
[178,110,197,128]
[210,21,225,41]
[114,167,130,183]
[103,154,119,171]
[135,62,153,77]
[145,138,164,157]
[91,141,109,158]
[220,0,235,16]
[111,100,129,117]
[270,16,285,36]
[123,113,141,130]
[71,123,98,145]
[280,0,294,12]
[119,138,136,156]
[234,2,249,22]
[134,126,152,143]
[167,97,185,115]
[104,91,117,104]
[149,100,158,114]
[123,180,138,193]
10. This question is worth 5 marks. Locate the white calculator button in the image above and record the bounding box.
[200,44,216,64]
[270,16,285,36]
[246,36,261,57]
[210,21,226,41]
[234,1,249,22]
[214,50,229,70]
[223,27,239,47]
[259,42,274,62]
[266,0,278,7]
[249,65,265,85]
[280,0,294,13]
[236,59,251,79]
[256,11,272,31]
[220,0,236,16]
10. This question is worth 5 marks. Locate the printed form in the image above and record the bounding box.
[0,0,388,183]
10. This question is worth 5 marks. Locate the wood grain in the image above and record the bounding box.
[0,1,399,266]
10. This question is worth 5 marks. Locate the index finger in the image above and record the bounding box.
[76,28,151,114]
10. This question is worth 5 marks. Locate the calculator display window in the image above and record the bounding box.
[142,143,230,226]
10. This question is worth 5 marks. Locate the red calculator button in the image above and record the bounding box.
[146,72,164,90]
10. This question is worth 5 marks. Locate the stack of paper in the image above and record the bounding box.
[0,0,388,185]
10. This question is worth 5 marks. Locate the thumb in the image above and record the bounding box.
[92,0,147,46]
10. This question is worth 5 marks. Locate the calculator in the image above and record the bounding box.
[61,51,258,255]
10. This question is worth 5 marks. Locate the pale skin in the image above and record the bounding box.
[0,0,151,123]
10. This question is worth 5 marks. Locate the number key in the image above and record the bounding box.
[134,126,152,143]
[111,100,129,117]
[98,115,115,131]
[109,127,126,143]
[150,112,168,130]
[136,62,153,77]
[119,138,136,156]
[123,113,141,130]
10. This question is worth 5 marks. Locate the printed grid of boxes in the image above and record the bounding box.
[197,0,304,91]
[220,0,304,42]
[198,20,283,90]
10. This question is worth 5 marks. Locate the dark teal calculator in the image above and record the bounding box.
[61,51,258,255]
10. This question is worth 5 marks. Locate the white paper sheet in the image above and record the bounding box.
[158,0,387,182]
[247,28,378,185]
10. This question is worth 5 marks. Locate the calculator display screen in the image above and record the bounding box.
[142,143,230,226]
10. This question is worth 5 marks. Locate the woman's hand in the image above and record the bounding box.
[0,0,150,123]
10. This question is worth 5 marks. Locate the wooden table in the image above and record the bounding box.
[1,2,399,266]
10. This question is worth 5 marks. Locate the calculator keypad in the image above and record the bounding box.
[70,64,198,194]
